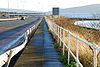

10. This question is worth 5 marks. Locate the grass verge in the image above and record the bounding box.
[54,43,76,67]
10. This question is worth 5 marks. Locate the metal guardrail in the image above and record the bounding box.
[45,18,100,67]
[0,18,42,67]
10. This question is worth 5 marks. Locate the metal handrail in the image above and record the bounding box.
[45,18,100,67]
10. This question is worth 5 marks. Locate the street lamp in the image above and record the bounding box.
[8,0,10,18]
[21,0,26,19]
[21,0,25,15]
[22,1,24,16]
[17,0,19,19]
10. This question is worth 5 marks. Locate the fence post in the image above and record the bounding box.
[52,23,54,32]
[76,36,79,67]
[68,31,70,64]
[54,24,57,38]
[53,23,55,33]
[93,49,97,67]
[55,25,58,35]
[63,30,65,55]
[60,28,62,46]
[53,23,56,39]
[57,26,59,43]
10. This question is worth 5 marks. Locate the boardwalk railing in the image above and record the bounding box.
[0,18,42,67]
[45,18,100,67]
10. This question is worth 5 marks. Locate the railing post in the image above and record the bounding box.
[52,23,54,35]
[56,24,58,35]
[53,23,56,38]
[93,49,97,67]
[63,45,65,55]
[68,31,70,64]
[60,28,62,46]
[53,23,55,32]
[58,27,60,43]
[57,26,59,43]
[63,30,65,55]
[76,36,79,67]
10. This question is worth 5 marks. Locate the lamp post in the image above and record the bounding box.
[22,1,24,16]
[21,0,27,19]
[17,0,19,19]
[21,0,25,18]
[8,0,10,18]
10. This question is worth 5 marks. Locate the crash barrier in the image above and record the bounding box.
[0,18,43,67]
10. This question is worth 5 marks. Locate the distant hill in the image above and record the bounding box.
[0,8,38,13]
[59,4,100,18]
[60,4,100,14]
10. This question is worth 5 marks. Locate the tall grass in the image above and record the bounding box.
[46,16,100,67]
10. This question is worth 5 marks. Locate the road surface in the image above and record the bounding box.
[0,16,41,55]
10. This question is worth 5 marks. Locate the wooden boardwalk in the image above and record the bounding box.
[14,20,63,67]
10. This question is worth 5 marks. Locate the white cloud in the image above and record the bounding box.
[0,0,100,12]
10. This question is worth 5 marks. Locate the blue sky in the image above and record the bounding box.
[0,0,100,12]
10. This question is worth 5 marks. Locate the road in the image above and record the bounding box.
[0,16,38,32]
[0,16,41,55]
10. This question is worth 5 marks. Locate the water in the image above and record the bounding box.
[74,20,100,30]
[60,13,100,18]
[60,13,100,30]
